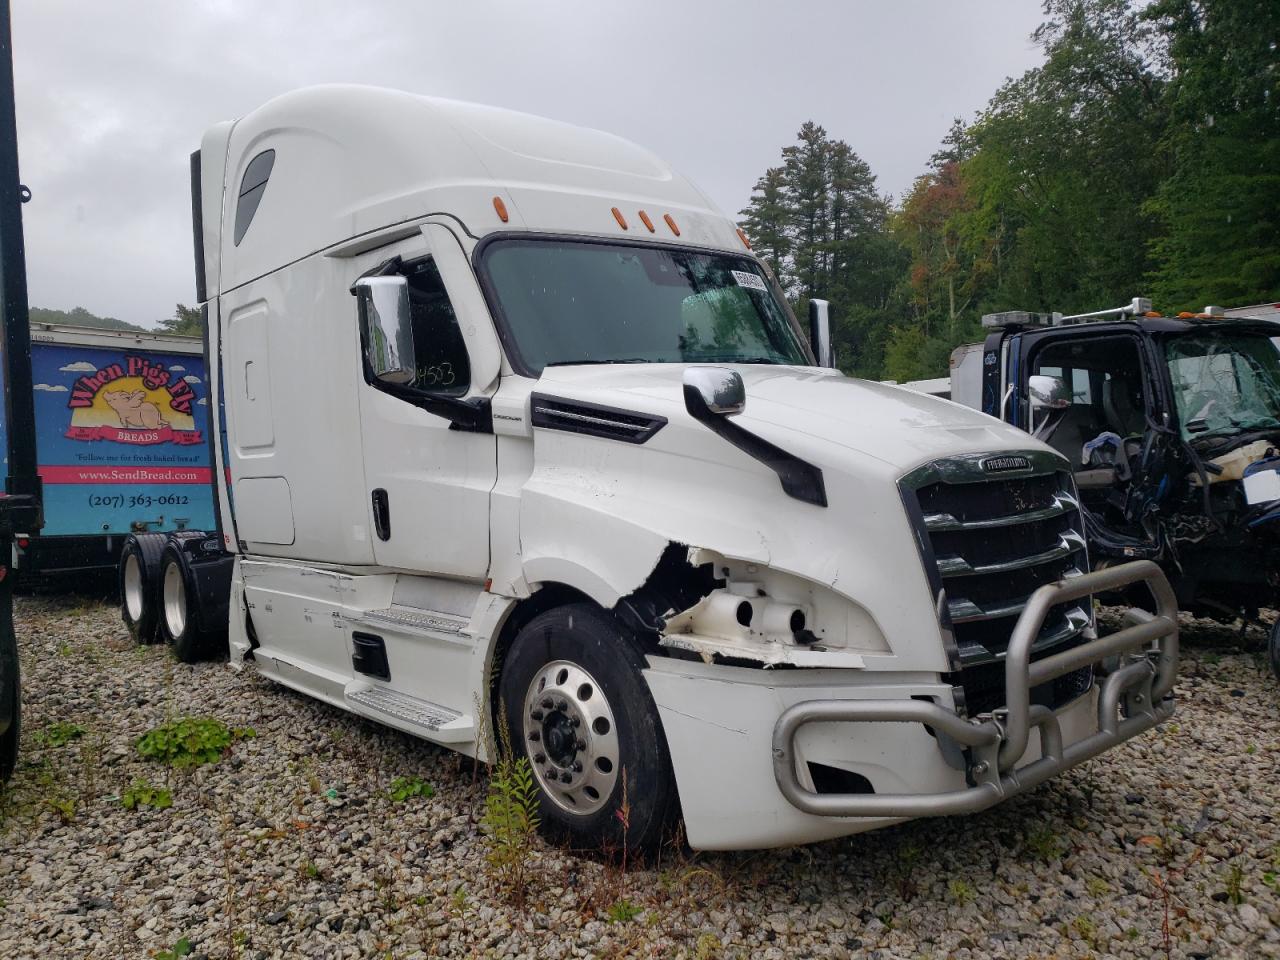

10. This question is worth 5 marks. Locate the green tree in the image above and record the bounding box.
[157,303,203,337]
[739,167,791,280]
[739,123,904,376]
[1144,0,1280,310]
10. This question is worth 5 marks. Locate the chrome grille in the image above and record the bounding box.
[901,450,1093,716]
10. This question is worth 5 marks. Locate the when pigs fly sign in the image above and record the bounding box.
[64,354,204,446]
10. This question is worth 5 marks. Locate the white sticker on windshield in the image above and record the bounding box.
[731,270,767,292]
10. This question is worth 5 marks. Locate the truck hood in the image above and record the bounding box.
[515,363,1065,674]
[534,363,1037,474]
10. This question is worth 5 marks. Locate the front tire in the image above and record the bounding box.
[498,603,677,852]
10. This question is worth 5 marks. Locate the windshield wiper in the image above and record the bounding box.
[686,356,784,365]
[544,358,652,367]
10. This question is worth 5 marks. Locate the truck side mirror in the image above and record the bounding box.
[683,367,746,416]
[1028,374,1070,411]
[808,299,834,368]
[354,276,415,385]
[1028,374,1070,439]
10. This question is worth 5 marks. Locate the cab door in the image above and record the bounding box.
[355,227,497,579]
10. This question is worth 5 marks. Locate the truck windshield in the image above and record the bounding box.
[1165,332,1280,440]
[479,239,809,375]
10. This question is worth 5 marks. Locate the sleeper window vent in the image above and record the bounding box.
[233,149,276,246]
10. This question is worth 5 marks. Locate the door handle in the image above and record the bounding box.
[371,488,391,541]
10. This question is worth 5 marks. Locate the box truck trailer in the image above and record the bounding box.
[121,85,1179,850]
[0,322,216,580]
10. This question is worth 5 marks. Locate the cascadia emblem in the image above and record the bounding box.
[981,455,1032,473]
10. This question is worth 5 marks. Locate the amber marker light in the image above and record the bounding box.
[638,210,655,232]
[492,196,509,223]
[736,228,751,249]
[611,206,629,230]
[664,213,681,236]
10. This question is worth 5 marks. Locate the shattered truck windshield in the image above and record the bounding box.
[479,238,809,375]
[1165,332,1280,440]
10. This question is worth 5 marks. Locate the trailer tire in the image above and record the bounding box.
[158,544,222,663]
[498,603,678,854]
[0,649,18,784]
[1269,618,1280,682]
[120,533,167,645]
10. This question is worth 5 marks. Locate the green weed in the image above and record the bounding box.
[606,898,642,923]
[33,721,85,748]
[135,717,253,768]
[121,778,173,811]
[154,937,193,960]
[388,775,435,804]
[481,751,540,906]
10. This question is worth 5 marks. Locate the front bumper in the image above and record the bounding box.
[771,560,1178,819]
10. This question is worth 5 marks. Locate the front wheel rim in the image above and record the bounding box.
[522,660,619,816]
[162,562,187,640]
[123,553,144,622]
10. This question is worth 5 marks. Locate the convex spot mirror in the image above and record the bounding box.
[1028,374,1070,411]
[355,276,415,386]
[684,366,746,416]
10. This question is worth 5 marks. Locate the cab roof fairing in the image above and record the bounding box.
[203,85,746,293]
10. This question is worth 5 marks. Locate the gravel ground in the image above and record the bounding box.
[0,594,1277,960]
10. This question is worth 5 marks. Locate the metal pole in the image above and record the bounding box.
[0,0,43,782]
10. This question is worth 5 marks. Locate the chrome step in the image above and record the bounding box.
[346,686,467,735]
[353,605,469,637]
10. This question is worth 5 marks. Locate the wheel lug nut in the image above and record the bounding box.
[556,699,568,712]
[569,716,580,728]
[572,762,583,773]
[575,739,586,751]
[560,771,572,784]
[528,731,540,742]
[530,709,543,721]
[541,697,553,710]
[533,752,546,764]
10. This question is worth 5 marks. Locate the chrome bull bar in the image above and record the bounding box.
[771,560,1179,819]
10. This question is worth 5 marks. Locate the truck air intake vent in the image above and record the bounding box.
[530,394,667,445]
[900,451,1093,716]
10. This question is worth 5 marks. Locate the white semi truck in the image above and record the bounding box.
[122,86,1178,851]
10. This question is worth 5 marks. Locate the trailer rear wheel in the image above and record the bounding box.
[498,603,678,853]
[1269,617,1280,682]
[158,544,222,663]
[119,533,167,645]
[0,647,18,783]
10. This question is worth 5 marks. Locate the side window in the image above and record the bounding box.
[367,258,471,398]
[234,150,275,246]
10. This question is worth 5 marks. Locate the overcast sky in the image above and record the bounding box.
[12,1,1045,328]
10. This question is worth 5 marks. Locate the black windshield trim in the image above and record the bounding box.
[472,231,812,379]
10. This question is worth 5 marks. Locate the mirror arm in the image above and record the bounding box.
[349,255,404,295]
[684,385,827,507]
[373,380,493,433]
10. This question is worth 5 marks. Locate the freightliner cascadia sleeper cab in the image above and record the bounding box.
[143,86,1179,850]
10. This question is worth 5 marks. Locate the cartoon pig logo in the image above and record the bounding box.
[102,389,169,429]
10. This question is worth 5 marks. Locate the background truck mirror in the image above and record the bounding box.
[355,276,415,385]
[808,299,833,368]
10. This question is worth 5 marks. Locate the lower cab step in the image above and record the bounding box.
[344,685,475,745]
